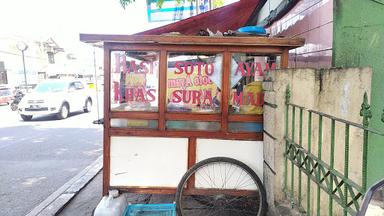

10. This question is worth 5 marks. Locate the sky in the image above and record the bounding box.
[0,0,164,85]
[1,0,171,52]
[0,0,173,80]
[0,0,241,53]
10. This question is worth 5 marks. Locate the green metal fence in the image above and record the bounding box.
[283,86,384,216]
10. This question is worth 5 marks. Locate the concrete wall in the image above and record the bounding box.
[333,0,384,186]
[263,67,372,215]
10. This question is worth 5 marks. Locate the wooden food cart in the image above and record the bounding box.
[80,34,304,216]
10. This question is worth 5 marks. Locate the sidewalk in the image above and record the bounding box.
[26,156,103,216]
[57,171,103,216]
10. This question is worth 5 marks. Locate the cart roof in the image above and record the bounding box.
[79,34,304,49]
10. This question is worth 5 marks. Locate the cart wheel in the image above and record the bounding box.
[175,157,267,216]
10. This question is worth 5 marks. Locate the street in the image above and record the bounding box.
[0,100,103,216]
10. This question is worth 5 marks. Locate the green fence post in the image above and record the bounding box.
[299,108,303,209]
[344,124,350,216]
[360,92,372,192]
[329,119,335,216]
[284,85,291,195]
[317,115,323,216]
[290,106,296,206]
[307,111,312,216]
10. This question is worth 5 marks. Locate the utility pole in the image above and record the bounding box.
[16,42,28,92]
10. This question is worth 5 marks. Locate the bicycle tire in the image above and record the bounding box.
[175,157,267,216]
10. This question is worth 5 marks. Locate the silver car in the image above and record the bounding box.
[18,80,92,121]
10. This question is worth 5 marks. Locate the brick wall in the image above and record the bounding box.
[268,0,333,69]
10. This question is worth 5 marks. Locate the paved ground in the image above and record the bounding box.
[57,170,176,216]
[57,171,103,216]
[0,98,103,216]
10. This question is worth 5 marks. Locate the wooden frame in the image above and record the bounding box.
[80,34,304,195]
[103,48,111,196]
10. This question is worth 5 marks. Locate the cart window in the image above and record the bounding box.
[166,52,222,113]
[229,53,280,114]
[111,51,159,111]
[111,119,158,129]
[228,122,263,132]
[166,121,220,131]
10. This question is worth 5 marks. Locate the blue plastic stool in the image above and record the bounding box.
[123,203,176,216]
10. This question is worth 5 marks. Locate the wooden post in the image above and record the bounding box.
[281,48,289,69]
[221,51,230,132]
[103,46,111,196]
[186,137,197,189]
[159,50,167,131]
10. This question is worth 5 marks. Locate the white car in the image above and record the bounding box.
[18,80,92,121]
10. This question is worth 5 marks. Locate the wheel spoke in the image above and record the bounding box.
[201,165,216,188]
[196,171,214,188]
[177,157,266,216]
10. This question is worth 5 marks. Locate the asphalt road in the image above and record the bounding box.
[0,101,103,216]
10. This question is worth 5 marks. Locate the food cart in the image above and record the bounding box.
[80,34,304,216]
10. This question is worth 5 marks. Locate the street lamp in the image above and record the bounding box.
[16,41,28,93]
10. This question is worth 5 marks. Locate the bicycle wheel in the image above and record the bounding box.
[176,157,267,216]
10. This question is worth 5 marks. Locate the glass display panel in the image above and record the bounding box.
[228,122,263,133]
[229,53,280,114]
[166,121,220,131]
[167,52,223,113]
[110,119,158,129]
[111,51,159,111]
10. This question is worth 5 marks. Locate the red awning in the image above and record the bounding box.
[137,0,262,35]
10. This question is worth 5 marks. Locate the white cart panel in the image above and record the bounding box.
[196,139,263,181]
[110,136,188,187]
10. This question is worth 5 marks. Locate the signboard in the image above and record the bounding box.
[147,0,210,22]
[229,54,279,115]
[166,52,222,113]
[111,51,159,112]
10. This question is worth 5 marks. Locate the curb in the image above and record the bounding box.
[26,155,103,216]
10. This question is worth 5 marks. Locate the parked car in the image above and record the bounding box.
[18,79,92,121]
[0,85,13,105]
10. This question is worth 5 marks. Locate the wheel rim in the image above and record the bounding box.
[177,160,263,216]
[86,100,92,111]
[61,105,68,118]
